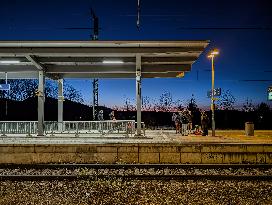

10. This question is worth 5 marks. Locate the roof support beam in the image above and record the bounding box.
[36,56,196,63]
[45,64,191,73]
[0,47,204,56]
[25,55,44,70]
[0,72,38,79]
[0,72,185,79]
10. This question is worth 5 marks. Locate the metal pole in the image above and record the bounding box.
[136,54,142,136]
[91,9,99,121]
[5,72,8,117]
[211,57,215,136]
[58,79,64,132]
[37,71,45,136]
[92,79,98,120]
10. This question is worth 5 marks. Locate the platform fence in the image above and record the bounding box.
[0,120,145,137]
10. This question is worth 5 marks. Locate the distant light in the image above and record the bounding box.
[102,60,124,64]
[0,60,20,64]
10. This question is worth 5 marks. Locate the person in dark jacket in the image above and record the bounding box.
[180,109,188,136]
[98,110,104,133]
[109,111,115,120]
[201,110,209,136]
[109,111,116,132]
[98,110,104,121]
[187,110,193,134]
[172,113,180,134]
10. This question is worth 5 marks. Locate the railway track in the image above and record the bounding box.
[1,164,272,181]
[1,174,272,181]
[1,164,272,170]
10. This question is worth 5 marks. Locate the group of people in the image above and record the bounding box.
[97,110,117,133]
[98,109,209,136]
[97,110,116,121]
[172,109,209,136]
[172,108,192,136]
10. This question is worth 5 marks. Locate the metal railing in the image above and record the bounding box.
[0,120,144,137]
[44,120,136,136]
[0,121,37,136]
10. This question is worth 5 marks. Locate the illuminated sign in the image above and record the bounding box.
[207,88,221,98]
[268,86,272,101]
[0,84,10,91]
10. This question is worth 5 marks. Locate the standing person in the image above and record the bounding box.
[180,109,188,136]
[172,113,180,134]
[109,110,116,132]
[201,111,209,136]
[109,111,115,120]
[98,110,104,121]
[187,110,193,135]
[98,110,104,133]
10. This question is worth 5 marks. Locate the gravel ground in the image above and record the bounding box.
[1,168,272,176]
[0,179,272,205]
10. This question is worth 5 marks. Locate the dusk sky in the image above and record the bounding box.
[0,0,272,108]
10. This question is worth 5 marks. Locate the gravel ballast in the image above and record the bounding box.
[1,179,272,205]
[1,167,272,176]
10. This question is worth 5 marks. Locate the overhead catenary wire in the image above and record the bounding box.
[137,0,141,29]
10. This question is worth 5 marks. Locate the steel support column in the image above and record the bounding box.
[37,71,45,136]
[92,79,99,120]
[58,79,64,132]
[136,54,142,136]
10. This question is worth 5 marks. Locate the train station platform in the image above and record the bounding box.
[1,130,272,144]
[0,130,272,164]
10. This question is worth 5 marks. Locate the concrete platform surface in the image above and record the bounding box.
[0,130,272,145]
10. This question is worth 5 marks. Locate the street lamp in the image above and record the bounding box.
[208,49,219,137]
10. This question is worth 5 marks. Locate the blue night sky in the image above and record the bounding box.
[0,0,272,108]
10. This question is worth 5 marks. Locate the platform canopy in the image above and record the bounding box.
[0,40,209,79]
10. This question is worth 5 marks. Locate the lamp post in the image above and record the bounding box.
[208,49,219,137]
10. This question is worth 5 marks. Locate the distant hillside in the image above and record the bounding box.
[0,97,110,121]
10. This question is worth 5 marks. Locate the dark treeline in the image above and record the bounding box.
[0,97,271,130]
[0,81,271,129]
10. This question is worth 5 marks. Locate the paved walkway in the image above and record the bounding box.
[164,130,272,143]
[0,130,272,144]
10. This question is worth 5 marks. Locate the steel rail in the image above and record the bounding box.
[0,164,272,170]
[1,174,272,181]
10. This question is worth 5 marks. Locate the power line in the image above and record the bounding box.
[137,0,141,29]
[177,26,272,30]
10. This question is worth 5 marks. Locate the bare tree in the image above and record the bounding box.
[0,79,37,101]
[242,98,255,112]
[45,80,58,99]
[123,97,135,111]
[142,96,153,111]
[173,99,184,111]
[255,102,271,128]
[63,80,83,103]
[186,94,198,112]
[156,91,173,112]
[0,79,83,103]
[218,89,236,110]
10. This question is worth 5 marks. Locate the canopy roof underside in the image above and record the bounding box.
[0,40,209,79]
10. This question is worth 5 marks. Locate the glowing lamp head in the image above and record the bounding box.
[208,49,219,58]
